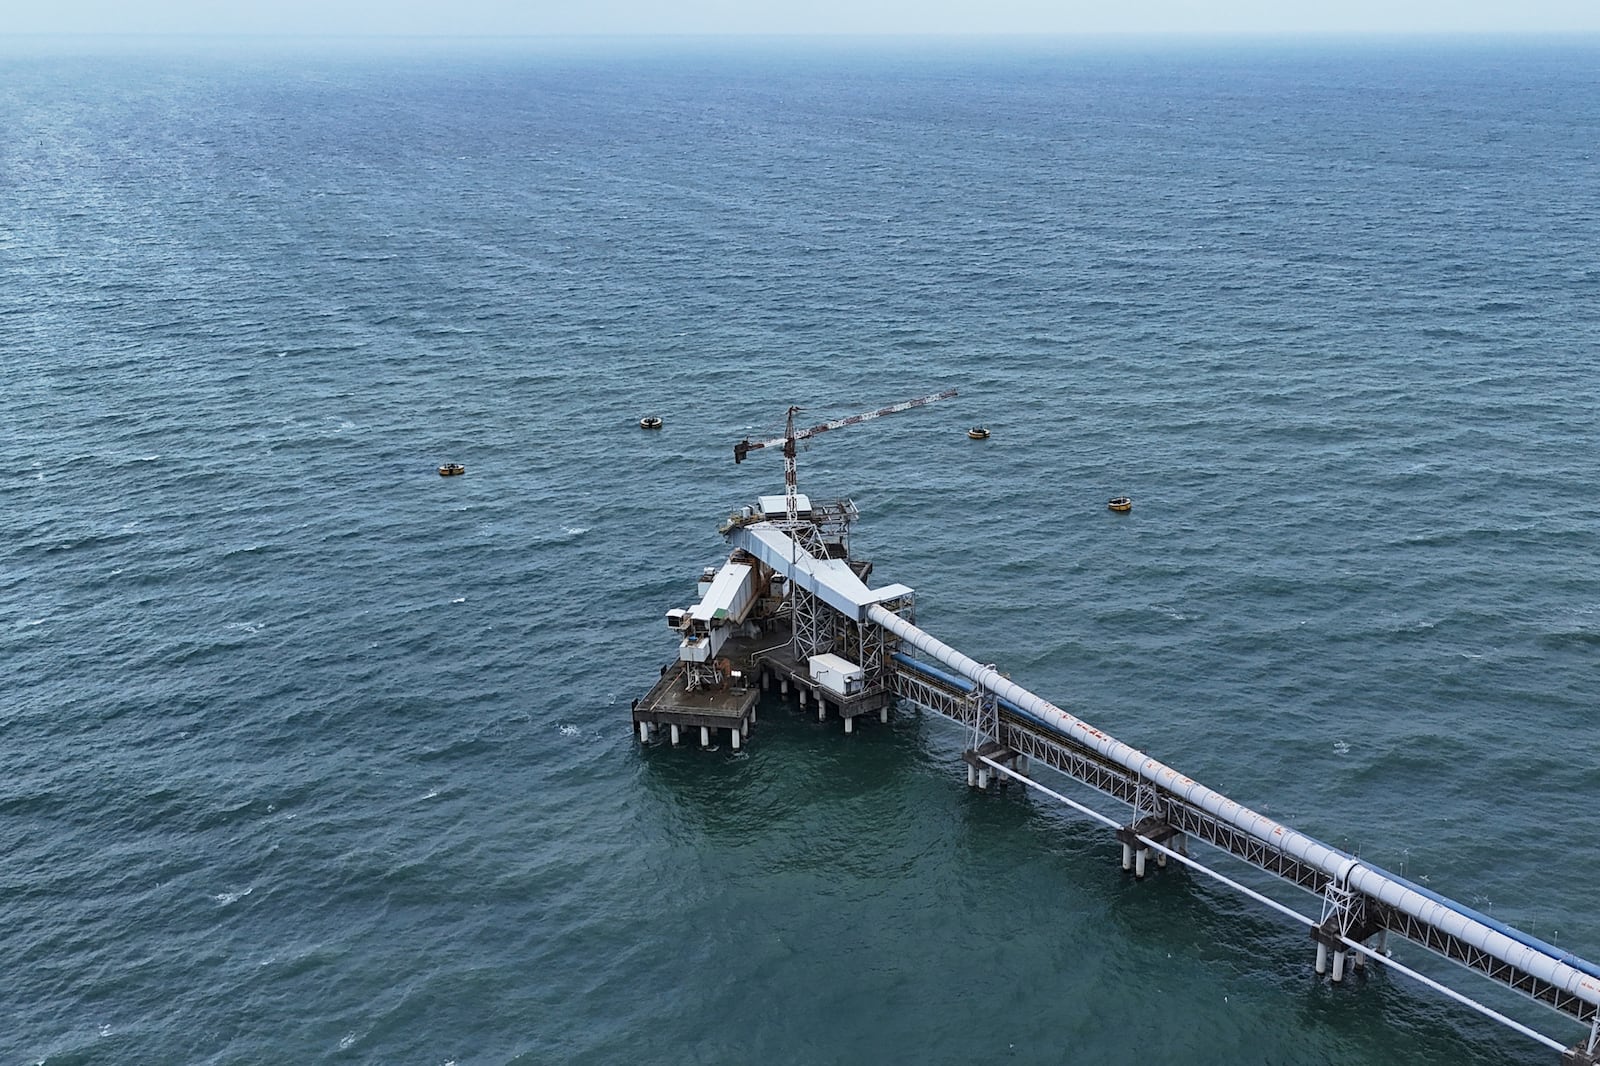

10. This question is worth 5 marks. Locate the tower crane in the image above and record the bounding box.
[733,388,957,527]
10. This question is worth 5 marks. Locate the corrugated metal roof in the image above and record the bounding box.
[757,493,811,516]
[729,523,914,621]
[689,562,753,624]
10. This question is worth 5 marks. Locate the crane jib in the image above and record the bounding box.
[731,388,957,464]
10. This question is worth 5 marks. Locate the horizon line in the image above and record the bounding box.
[5,29,1600,41]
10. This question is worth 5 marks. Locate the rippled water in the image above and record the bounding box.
[3,35,1598,1065]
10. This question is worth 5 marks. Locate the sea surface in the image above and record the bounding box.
[3,34,1598,1066]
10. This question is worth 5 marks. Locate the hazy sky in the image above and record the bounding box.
[8,0,1600,37]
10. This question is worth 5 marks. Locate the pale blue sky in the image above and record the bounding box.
[8,0,1600,37]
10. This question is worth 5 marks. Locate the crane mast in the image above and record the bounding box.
[733,388,957,528]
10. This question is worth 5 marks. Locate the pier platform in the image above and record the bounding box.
[631,625,786,748]
[632,657,758,749]
[634,619,895,746]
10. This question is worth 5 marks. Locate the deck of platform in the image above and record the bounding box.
[631,627,793,738]
[635,617,896,745]
[633,659,759,731]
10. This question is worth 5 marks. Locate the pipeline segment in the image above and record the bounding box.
[875,608,1600,1011]
[895,650,1600,990]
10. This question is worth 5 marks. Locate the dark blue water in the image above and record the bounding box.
[3,35,1598,1065]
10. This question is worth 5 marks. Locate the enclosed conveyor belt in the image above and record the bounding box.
[871,607,1600,1026]
[727,516,1598,1042]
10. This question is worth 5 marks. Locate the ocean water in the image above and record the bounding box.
[3,34,1599,1065]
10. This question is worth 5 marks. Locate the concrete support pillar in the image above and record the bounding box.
[844,716,854,735]
[749,704,756,724]
[1156,849,1168,868]
[780,678,789,696]
[1331,950,1347,983]
[967,764,978,788]
[670,723,680,746]
[977,768,990,789]
[1014,756,1028,775]
[730,728,741,751]
[1315,942,1329,975]
[879,706,889,724]
[700,726,710,748]
[798,688,807,710]
[761,670,770,690]
[741,720,749,740]
[1122,842,1134,871]
[1135,847,1148,879]
[638,722,649,743]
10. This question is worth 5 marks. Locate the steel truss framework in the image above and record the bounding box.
[838,616,890,691]
[789,583,830,660]
[777,499,861,663]
[888,657,1597,1029]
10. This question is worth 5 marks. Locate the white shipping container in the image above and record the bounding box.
[808,653,864,698]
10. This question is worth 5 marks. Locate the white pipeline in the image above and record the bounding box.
[876,604,1600,1013]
